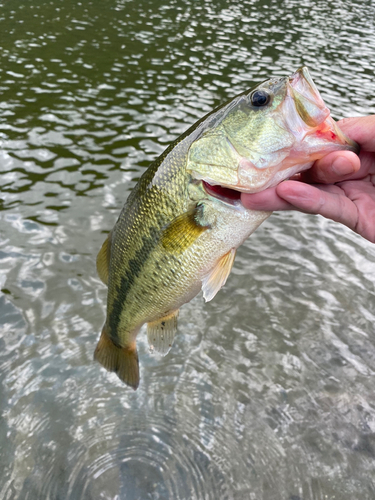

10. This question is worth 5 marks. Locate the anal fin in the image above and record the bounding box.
[94,324,139,390]
[202,248,236,302]
[96,231,112,285]
[147,310,179,355]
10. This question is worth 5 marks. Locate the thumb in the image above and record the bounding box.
[300,151,360,184]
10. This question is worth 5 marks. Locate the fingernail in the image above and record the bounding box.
[331,157,356,176]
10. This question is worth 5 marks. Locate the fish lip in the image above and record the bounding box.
[290,67,317,89]
[287,67,329,127]
[202,180,243,206]
[287,67,360,154]
[330,118,360,154]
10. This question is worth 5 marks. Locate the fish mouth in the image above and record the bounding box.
[202,180,242,205]
[287,67,359,153]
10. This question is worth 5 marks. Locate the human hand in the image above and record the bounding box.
[241,115,375,243]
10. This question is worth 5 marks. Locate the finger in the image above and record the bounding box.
[301,151,360,184]
[337,115,375,152]
[275,181,358,229]
[241,187,296,211]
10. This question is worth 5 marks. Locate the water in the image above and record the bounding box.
[1,0,375,498]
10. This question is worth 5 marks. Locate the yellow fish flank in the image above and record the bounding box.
[94,67,358,389]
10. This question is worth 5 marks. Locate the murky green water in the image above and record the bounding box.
[1,0,375,498]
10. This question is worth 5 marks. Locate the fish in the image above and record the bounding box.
[94,67,358,389]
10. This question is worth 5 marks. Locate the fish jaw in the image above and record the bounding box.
[287,66,357,154]
[234,68,358,192]
[239,67,359,192]
[188,67,359,195]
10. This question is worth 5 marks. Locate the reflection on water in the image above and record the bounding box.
[1,0,375,498]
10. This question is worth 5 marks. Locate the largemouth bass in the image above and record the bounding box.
[95,67,358,389]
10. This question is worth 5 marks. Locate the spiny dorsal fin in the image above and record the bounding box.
[96,231,112,285]
[161,205,209,254]
[147,310,179,355]
[202,248,236,302]
[94,324,140,390]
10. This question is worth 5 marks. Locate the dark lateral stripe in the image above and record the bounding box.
[109,225,160,343]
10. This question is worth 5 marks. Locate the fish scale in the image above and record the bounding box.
[94,67,358,389]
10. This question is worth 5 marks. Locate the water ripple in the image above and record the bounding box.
[1,0,375,498]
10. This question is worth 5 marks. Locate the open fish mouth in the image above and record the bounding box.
[195,67,360,202]
[202,180,242,205]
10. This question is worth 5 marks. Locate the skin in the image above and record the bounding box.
[241,115,375,243]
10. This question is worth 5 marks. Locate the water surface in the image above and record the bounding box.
[1,0,375,499]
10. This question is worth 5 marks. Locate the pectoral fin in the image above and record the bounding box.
[96,231,112,285]
[94,324,140,390]
[202,248,236,302]
[161,205,210,254]
[147,310,179,355]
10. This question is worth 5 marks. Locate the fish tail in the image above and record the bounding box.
[94,325,140,390]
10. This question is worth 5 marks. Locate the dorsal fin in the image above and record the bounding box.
[96,231,112,285]
[147,310,179,355]
[202,248,236,302]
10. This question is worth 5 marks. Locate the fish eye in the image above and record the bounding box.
[250,90,271,107]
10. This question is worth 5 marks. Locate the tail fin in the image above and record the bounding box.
[94,325,139,390]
